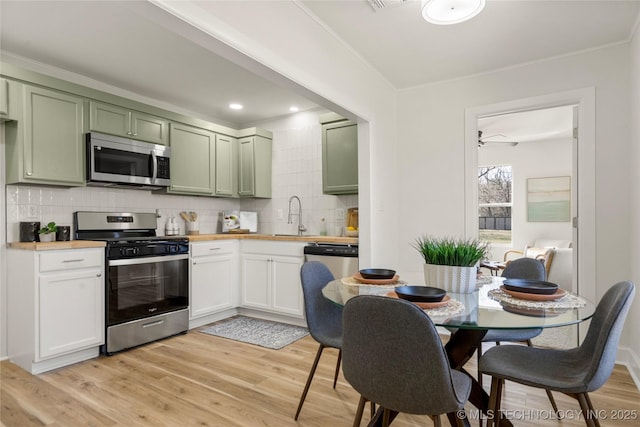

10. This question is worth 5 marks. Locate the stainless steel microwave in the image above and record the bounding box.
[86,132,171,190]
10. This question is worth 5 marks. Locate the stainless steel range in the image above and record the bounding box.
[74,211,189,354]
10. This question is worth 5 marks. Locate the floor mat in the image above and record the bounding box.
[199,316,309,349]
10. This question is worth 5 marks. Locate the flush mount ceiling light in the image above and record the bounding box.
[421,0,485,25]
[289,106,299,112]
[229,103,243,110]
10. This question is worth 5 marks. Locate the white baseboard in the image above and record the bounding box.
[188,308,239,329]
[617,346,640,391]
[237,307,307,328]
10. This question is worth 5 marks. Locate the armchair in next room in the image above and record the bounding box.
[503,239,572,282]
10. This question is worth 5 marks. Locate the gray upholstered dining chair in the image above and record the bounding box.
[342,295,471,427]
[478,257,547,378]
[294,261,343,420]
[479,281,635,427]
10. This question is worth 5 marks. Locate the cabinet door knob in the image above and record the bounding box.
[26,172,33,176]
[96,273,102,277]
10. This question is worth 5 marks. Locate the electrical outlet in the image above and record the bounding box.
[27,205,38,218]
[336,208,345,220]
[277,209,284,220]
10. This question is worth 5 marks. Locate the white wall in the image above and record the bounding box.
[628,20,640,386]
[0,125,7,358]
[477,137,573,261]
[396,45,630,290]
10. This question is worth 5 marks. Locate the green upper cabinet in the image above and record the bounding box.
[321,115,358,195]
[89,101,168,145]
[5,85,84,186]
[215,134,238,197]
[0,78,10,119]
[0,78,20,122]
[238,135,272,198]
[167,122,215,195]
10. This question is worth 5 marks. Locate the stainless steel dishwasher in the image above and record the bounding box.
[303,243,359,279]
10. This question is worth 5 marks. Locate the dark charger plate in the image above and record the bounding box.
[395,286,446,303]
[502,279,559,295]
[359,268,396,280]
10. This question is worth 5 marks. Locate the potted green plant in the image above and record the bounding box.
[38,221,58,243]
[412,235,489,293]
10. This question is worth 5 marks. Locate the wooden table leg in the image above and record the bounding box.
[445,329,513,427]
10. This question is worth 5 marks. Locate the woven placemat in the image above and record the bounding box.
[488,288,587,309]
[341,276,408,287]
[423,298,465,317]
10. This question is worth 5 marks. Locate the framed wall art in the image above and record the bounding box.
[527,176,571,222]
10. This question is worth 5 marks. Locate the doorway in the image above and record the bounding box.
[464,88,596,346]
[477,106,574,267]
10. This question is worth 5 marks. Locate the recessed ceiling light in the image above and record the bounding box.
[289,106,299,112]
[229,103,243,110]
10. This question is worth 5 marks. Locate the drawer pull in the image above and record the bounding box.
[209,247,221,251]
[62,259,85,263]
[142,319,165,328]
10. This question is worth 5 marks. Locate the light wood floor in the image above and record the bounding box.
[2,329,639,427]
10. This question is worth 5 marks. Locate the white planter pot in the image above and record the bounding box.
[423,264,477,293]
[38,232,56,243]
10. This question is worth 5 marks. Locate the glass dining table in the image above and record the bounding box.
[322,276,597,427]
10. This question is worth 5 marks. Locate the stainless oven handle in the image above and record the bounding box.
[108,254,189,267]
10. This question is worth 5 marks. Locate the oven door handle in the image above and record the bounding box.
[108,254,189,267]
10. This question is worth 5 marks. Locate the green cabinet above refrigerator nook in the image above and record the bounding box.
[320,113,358,195]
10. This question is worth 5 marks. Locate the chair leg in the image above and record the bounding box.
[294,343,326,420]
[487,378,503,427]
[352,395,367,427]
[583,393,601,427]
[576,392,600,427]
[382,408,391,427]
[432,414,442,427]
[333,349,342,389]
[524,339,559,414]
[370,401,376,419]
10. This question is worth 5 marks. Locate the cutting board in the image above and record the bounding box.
[347,207,358,228]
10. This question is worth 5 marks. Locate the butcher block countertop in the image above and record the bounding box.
[188,233,358,244]
[7,234,356,251]
[8,240,106,251]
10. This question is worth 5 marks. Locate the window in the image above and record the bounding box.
[478,165,512,244]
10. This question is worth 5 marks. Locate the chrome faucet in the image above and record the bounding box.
[287,195,306,236]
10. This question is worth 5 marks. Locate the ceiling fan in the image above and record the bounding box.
[478,130,519,147]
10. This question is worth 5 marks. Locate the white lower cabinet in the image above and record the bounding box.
[189,241,239,326]
[8,247,105,374]
[240,241,305,318]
